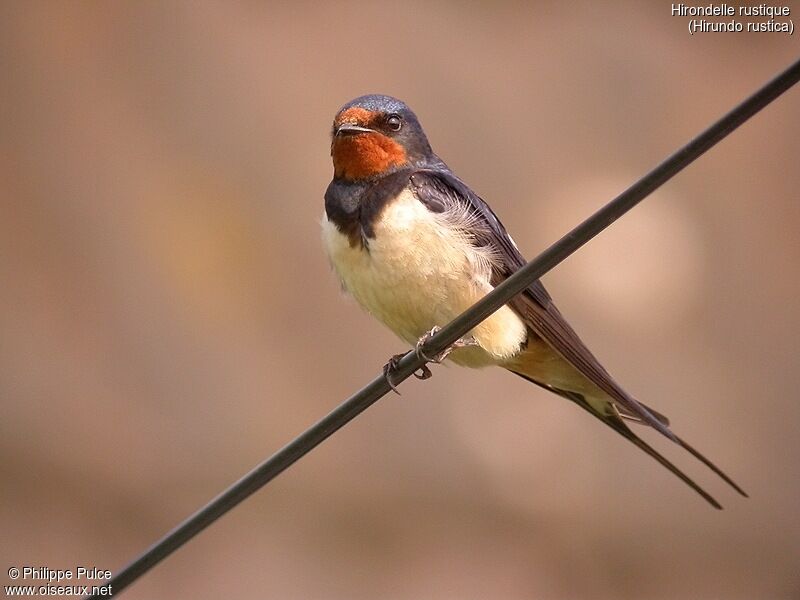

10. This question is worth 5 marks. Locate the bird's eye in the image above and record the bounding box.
[386,114,402,132]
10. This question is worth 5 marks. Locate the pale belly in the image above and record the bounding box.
[322,189,527,368]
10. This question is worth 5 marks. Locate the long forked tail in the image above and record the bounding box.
[616,401,747,498]
[511,371,746,508]
[673,434,748,498]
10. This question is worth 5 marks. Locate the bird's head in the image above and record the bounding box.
[330,95,434,181]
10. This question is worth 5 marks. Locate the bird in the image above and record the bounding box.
[321,94,746,509]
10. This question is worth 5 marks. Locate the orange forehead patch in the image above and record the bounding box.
[334,107,375,127]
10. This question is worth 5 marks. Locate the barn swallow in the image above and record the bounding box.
[322,94,746,508]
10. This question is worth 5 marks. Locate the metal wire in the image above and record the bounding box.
[86,56,800,599]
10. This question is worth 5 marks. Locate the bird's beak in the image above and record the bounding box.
[335,123,375,136]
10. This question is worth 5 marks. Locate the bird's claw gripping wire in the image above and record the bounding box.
[415,326,480,364]
[383,327,480,393]
[383,353,432,394]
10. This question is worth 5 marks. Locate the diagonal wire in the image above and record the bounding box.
[86,56,800,599]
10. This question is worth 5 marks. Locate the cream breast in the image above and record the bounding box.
[322,187,527,367]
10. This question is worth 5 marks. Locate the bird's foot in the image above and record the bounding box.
[383,353,433,395]
[383,328,478,392]
[415,326,479,364]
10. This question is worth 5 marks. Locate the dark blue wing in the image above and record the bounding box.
[409,168,675,435]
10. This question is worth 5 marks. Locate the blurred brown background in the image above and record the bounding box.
[2,2,799,599]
